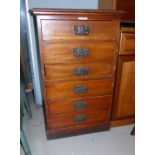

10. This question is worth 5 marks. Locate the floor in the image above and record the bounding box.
[21,94,135,155]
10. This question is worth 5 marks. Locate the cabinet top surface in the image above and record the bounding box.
[30,8,124,17]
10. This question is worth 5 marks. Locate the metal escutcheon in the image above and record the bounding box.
[74,67,89,75]
[74,25,89,35]
[74,101,87,109]
[73,48,89,57]
[74,114,87,122]
[73,86,88,93]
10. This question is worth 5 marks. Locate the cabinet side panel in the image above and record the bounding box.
[112,56,135,119]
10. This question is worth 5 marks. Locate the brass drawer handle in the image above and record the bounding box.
[74,67,89,75]
[74,114,87,122]
[74,101,87,109]
[73,48,89,57]
[73,86,88,93]
[74,25,89,35]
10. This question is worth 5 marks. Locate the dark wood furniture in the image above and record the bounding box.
[31,8,123,139]
[115,0,135,22]
[98,0,135,22]
[111,27,135,127]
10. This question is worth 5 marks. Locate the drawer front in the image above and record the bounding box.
[119,33,135,55]
[47,110,109,129]
[41,20,119,41]
[47,95,112,114]
[42,42,116,63]
[45,79,113,100]
[44,61,113,81]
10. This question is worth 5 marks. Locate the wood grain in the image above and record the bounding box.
[42,41,116,63]
[111,117,135,127]
[44,61,113,81]
[47,95,112,114]
[112,56,135,119]
[45,79,113,100]
[31,9,122,139]
[41,20,119,41]
[116,0,135,22]
[30,8,124,20]
[119,32,135,55]
[47,109,109,129]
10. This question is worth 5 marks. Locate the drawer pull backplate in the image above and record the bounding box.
[74,114,87,122]
[74,25,89,35]
[73,48,89,57]
[73,86,88,93]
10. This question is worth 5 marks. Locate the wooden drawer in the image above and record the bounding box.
[47,95,112,114]
[45,79,113,100]
[44,61,113,81]
[47,109,109,129]
[42,41,116,63]
[46,121,110,139]
[41,20,119,41]
[119,32,135,55]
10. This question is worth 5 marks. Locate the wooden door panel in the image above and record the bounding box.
[112,56,135,119]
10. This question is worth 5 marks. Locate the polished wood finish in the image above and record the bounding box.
[112,56,135,119]
[116,0,135,22]
[98,0,135,22]
[119,30,135,55]
[44,61,113,81]
[43,41,116,63]
[31,8,122,139]
[111,117,134,127]
[48,95,112,114]
[42,20,119,41]
[48,109,109,129]
[46,79,113,100]
[111,27,135,126]
[30,8,123,20]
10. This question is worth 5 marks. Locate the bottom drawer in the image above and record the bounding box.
[47,110,109,129]
[46,121,110,139]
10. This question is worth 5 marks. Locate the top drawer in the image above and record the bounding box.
[41,20,119,41]
[119,32,135,55]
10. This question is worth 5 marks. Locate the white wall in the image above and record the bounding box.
[28,0,98,9]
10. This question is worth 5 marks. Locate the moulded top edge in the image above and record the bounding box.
[30,8,125,17]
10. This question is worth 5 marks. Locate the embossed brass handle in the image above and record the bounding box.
[74,67,89,75]
[74,25,89,35]
[74,101,87,109]
[73,48,89,57]
[74,114,87,122]
[73,86,88,93]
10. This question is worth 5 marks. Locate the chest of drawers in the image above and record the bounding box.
[31,9,123,139]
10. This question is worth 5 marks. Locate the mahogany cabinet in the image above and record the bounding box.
[31,8,123,139]
[98,0,135,22]
[111,28,135,126]
[115,0,135,22]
